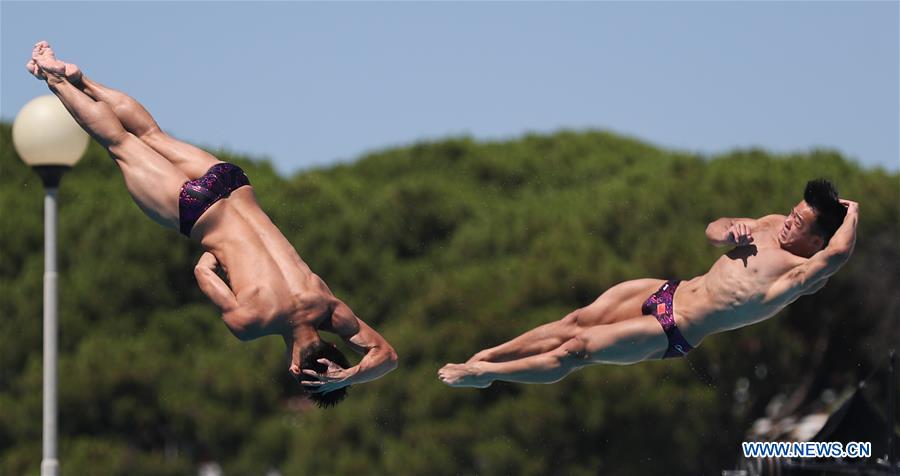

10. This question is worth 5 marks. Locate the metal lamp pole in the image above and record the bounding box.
[13,95,89,476]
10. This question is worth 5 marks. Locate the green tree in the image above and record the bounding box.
[2,123,897,475]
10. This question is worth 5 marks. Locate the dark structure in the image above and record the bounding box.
[735,352,899,476]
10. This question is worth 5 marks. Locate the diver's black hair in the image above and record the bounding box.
[300,340,352,408]
[803,178,846,246]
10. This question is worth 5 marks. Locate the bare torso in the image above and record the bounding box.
[185,184,396,386]
[190,187,348,337]
[673,221,811,345]
[575,215,822,347]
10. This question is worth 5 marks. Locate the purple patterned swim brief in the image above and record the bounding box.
[641,280,694,359]
[178,162,250,236]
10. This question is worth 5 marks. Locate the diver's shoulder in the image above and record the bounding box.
[757,214,786,229]
[758,245,807,274]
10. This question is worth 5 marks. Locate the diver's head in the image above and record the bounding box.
[299,340,352,408]
[777,179,846,257]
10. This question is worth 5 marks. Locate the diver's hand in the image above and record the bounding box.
[299,359,357,394]
[725,222,754,246]
[839,199,858,217]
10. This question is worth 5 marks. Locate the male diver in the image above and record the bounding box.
[28,41,397,406]
[439,179,857,387]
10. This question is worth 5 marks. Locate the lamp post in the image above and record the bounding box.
[12,95,89,476]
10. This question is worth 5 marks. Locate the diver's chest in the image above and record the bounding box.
[720,247,792,281]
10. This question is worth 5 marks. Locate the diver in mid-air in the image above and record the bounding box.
[440,179,857,387]
[28,41,397,407]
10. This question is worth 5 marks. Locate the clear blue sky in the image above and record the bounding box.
[2,1,898,174]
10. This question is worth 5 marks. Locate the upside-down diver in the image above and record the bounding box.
[28,41,397,407]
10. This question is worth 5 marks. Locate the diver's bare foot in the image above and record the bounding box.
[31,41,81,82]
[438,363,492,388]
[25,58,44,79]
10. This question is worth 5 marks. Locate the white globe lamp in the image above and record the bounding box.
[12,94,88,476]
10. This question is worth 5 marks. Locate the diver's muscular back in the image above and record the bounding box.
[674,215,812,343]
[191,187,332,329]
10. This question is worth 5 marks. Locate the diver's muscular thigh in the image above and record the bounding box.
[579,318,668,364]
[141,129,222,179]
[577,279,666,326]
[108,134,185,228]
